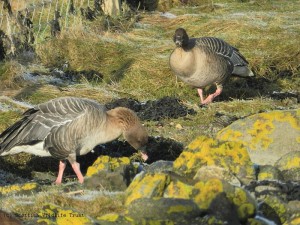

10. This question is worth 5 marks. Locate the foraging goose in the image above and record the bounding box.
[170,28,254,104]
[0,97,148,184]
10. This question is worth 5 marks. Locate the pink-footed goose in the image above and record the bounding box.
[169,28,254,104]
[0,97,148,184]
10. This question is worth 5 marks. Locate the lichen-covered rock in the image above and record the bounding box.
[173,136,255,184]
[193,165,241,186]
[86,155,131,177]
[283,216,300,225]
[191,178,257,222]
[163,179,194,199]
[125,172,170,205]
[0,182,39,196]
[84,156,134,191]
[261,195,289,224]
[257,165,283,181]
[144,160,174,173]
[126,197,203,222]
[36,204,93,225]
[97,213,132,225]
[275,151,300,181]
[217,109,300,166]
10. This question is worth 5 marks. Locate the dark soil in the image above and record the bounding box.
[51,69,103,83]
[106,96,196,121]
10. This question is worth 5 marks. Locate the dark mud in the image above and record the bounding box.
[106,96,196,121]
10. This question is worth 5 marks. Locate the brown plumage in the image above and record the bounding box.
[0,97,148,184]
[170,28,254,104]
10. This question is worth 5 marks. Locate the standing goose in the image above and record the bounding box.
[0,97,148,184]
[170,28,254,104]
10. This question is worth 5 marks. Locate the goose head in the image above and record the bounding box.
[173,28,189,48]
[107,107,149,160]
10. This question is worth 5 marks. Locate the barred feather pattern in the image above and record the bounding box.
[196,37,249,66]
[0,97,106,157]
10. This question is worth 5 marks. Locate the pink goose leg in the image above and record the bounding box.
[71,162,84,184]
[55,161,67,184]
[198,84,223,105]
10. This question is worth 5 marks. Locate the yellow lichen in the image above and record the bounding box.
[86,156,130,177]
[290,217,300,225]
[0,183,37,195]
[173,136,254,180]
[237,203,256,220]
[163,180,193,199]
[125,173,170,205]
[281,157,300,170]
[37,204,91,225]
[98,213,119,222]
[218,110,300,151]
[258,172,274,180]
[193,178,224,209]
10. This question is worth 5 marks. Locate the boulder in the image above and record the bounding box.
[257,165,283,181]
[217,109,300,166]
[84,156,135,191]
[125,172,170,205]
[173,136,255,185]
[275,151,300,182]
[126,197,203,222]
[194,165,241,186]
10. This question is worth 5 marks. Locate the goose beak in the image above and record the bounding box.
[138,146,148,161]
[175,40,182,47]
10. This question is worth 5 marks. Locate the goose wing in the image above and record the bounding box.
[0,97,102,154]
[196,37,248,66]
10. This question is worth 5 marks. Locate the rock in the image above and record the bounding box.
[163,178,194,199]
[125,172,170,205]
[261,195,289,224]
[191,178,257,222]
[173,136,255,185]
[217,109,300,166]
[36,204,93,224]
[144,160,174,173]
[194,165,242,186]
[275,151,300,182]
[126,197,203,222]
[84,156,135,191]
[0,182,39,196]
[257,202,282,225]
[284,216,300,225]
[97,213,132,225]
[86,156,131,177]
[257,165,283,181]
